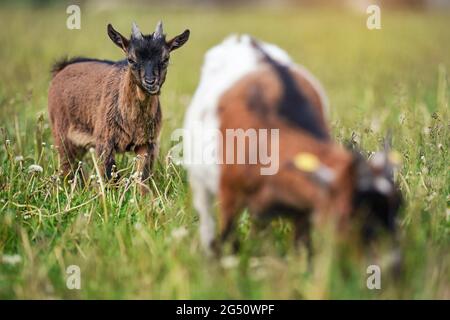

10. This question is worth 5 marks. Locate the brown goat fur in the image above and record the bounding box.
[48,22,189,192]
[217,61,401,255]
[218,65,356,251]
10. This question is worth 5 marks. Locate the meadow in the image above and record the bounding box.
[0,5,448,299]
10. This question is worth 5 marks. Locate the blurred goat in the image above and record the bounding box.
[183,35,401,256]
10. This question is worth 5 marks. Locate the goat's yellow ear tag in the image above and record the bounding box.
[293,153,320,172]
[388,150,402,166]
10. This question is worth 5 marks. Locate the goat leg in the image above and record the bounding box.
[218,183,244,254]
[96,143,116,181]
[294,214,313,270]
[135,143,157,195]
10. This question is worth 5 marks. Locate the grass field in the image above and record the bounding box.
[0,5,448,299]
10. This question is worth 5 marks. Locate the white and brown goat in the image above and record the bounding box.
[183,35,401,255]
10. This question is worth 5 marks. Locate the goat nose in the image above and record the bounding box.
[144,77,157,85]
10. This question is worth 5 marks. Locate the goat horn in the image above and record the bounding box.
[153,20,164,39]
[131,22,143,40]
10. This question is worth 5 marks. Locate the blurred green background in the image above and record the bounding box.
[0,0,448,299]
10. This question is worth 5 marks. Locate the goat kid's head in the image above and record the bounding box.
[107,21,190,95]
[292,149,402,241]
[352,150,403,243]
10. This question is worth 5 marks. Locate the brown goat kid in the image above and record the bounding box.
[48,21,189,192]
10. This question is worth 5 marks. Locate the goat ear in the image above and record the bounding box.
[107,24,129,52]
[292,153,336,188]
[167,29,190,51]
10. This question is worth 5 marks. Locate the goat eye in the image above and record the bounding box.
[161,58,169,66]
[127,58,136,65]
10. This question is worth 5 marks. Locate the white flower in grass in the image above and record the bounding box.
[171,226,188,241]
[220,255,239,269]
[2,254,22,265]
[14,155,24,162]
[28,164,43,173]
